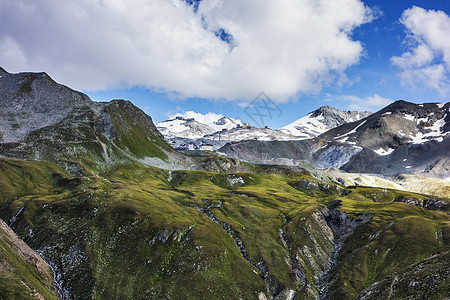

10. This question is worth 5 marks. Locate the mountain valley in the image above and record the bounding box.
[0,69,449,300]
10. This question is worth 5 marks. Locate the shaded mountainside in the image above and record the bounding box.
[314,100,450,178]
[0,69,449,299]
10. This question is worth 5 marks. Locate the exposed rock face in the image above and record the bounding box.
[0,70,92,143]
[0,69,183,167]
[0,218,59,299]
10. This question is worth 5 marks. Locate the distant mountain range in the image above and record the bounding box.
[156,116,242,139]
[220,100,450,179]
[156,105,370,150]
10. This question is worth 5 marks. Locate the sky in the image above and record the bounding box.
[1,0,449,128]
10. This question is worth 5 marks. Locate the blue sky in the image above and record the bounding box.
[1,0,449,128]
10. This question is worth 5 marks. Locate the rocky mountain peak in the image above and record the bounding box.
[282,105,371,139]
[214,116,237,126]
[0,69,94,143]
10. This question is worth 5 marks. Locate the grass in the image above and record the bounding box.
[105,101,170,160]
[0,157,448,299]
[0,220,58,299]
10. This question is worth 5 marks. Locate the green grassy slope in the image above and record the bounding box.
[0,219,59,299]
[0,158,448,299]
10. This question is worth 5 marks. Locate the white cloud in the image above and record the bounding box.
[170,111,225,124]
[170,110,242,126]
[0,36,27,69]
[391,6,450,96]
[338,94,393,112]
[0,0,375,101]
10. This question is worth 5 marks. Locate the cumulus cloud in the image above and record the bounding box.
[170,111,242,125]
[391,6,450,96]
[338,94,393,112]
[0,0,375,101]
[171,111,225,124]
[0,36,27,69]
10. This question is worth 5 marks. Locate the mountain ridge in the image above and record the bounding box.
[282,105,371,139]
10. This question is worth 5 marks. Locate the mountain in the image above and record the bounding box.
[156,118,217,139]
[156,114,242,139]
[0,68,191,169]
[281,105,371,139]
[0,69,449,300]
[156,106,370,152]
[156,115,301,151]
[314,100,450,178]
[220,100,450,179]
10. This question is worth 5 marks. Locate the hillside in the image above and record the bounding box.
[0,218,59,299]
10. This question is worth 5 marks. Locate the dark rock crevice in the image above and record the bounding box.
[318,203,373,299]
[279,214,306,299]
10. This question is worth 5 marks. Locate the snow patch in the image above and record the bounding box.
[282,113,329,139]
[403,114,415,121]
[374,147,395,156]
[334,120,367,140]
[410,116,447,144]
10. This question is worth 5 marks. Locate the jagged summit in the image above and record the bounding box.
[0,69,93,143]
[214,116,238,127]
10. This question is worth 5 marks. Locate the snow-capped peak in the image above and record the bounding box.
[156,111,243,140]
[281,106,371,139]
